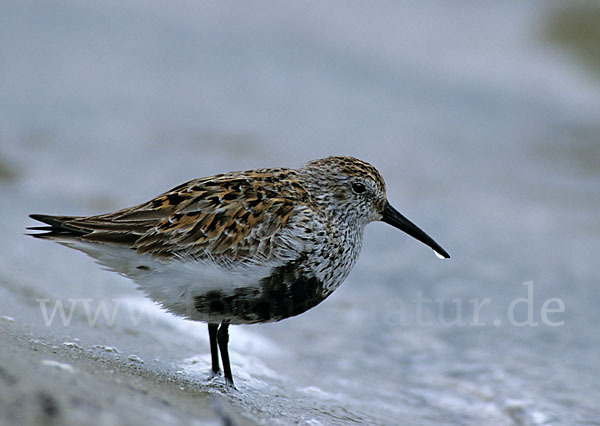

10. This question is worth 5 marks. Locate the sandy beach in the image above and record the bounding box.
[0,319,253,426]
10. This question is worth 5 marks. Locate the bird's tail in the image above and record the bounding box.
[27,214,88,239]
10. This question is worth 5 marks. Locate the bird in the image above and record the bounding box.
[28,156,449,386]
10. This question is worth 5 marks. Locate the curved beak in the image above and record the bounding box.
[381,201,450,259]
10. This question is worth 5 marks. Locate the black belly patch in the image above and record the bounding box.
[193,257,325,323]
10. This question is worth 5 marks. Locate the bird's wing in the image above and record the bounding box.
[29,168,317,264]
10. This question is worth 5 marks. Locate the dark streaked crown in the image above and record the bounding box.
[304,156,386,190]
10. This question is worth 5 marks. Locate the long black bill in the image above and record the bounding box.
[381,201,450,259]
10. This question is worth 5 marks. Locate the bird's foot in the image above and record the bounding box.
[207,370,221,381]
[223,377,236,390]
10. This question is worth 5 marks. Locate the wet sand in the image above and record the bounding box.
[0,320,253,426]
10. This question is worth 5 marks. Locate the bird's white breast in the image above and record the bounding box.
[60,240,279,321]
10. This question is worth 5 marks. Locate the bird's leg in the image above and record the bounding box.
[217,321,234,386]
[208,323,220,375]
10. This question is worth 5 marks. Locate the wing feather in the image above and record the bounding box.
[30,168,317,264]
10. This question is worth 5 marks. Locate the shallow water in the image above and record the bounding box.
[2,1,600,424]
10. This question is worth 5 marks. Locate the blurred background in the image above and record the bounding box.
[1,1,599,424]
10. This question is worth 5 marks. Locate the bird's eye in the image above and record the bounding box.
[352,182,366,194]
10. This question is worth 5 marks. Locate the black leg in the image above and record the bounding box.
[208,323,220,374]
[217,321,234,386]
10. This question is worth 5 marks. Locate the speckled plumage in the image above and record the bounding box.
[29,156,449,385]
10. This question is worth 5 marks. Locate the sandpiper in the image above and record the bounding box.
[28,156,449,386]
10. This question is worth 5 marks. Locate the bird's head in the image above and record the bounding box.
[301,156,450,259]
